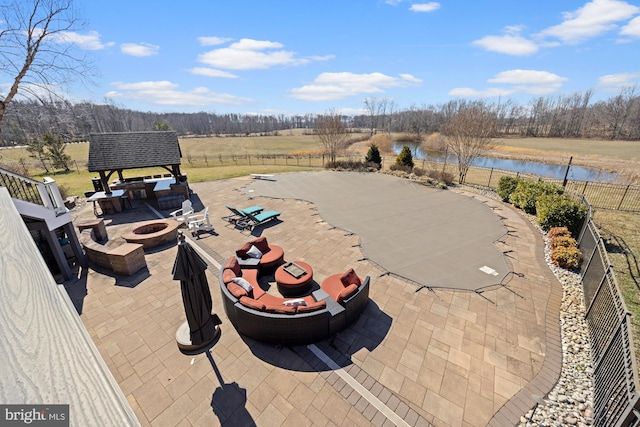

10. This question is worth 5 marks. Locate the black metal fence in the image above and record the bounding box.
[577,210,640,426]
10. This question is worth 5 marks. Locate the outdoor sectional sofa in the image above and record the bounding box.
[218,239,370,345]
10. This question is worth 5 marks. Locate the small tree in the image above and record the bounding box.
[441,104,498,183]
[314,110,347,163]
[365,143,382,169]
[26,135,51,173]
[395,145,414,168]
[153,120,171,131]
[43,132,71,171]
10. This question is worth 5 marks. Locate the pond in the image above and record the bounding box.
[393,143,619,183]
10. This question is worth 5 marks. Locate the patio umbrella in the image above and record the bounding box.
[172,232,219,349]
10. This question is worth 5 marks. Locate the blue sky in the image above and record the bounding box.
[30,0,640,114]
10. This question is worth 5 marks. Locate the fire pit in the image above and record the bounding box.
[122,220,180,249]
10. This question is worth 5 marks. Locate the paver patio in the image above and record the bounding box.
[65,172,562,426]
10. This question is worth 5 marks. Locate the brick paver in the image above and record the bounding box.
[65,174,563,426]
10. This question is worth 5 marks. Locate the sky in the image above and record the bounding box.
[12,0,640,115]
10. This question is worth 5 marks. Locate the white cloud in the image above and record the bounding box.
[197,38,329,70]
[410,2,441,13]
[448,87,515,98]
[489,69,567,93]
[449,69,567,98]
[187,67,238,78]
[120,43,160,57]
[290,72,422,101]
[536,0,640,44]
[50,30,115,50]
[107,80,251,106]
[198,36,232,46]
[597,72,640,89]
[385,0,403,5]
[472,26,539,56]
[620,15,640,37]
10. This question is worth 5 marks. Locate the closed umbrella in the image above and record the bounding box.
[172,232,220,350]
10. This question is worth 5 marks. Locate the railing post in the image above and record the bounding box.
[617,184,631,211]
[488,168,494,188]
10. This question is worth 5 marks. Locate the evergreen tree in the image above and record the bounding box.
[395,145,414,168]
[365,143,382,169]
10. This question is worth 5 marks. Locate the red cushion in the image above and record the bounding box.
[227,282,248,298]
[340,268,361,287]
[222,269,237,284]
[251,236,270,253]
[236,242,252,259]
[296,300,327,313]
[239,296,265,311]
[337,284,358,303]
[224,256,241,276]
[265,304,297,314]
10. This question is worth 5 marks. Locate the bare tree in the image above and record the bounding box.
[441,103,498,183]
[0,0,89,137]
[363,97,389,136]
[314,110,347,163]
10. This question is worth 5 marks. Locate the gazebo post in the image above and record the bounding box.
[99,171,110,195]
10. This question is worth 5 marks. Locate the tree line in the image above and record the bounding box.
[1,87,639,146]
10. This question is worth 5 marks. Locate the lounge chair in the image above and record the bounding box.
[187,206,214,238]
[222,205,264,224]
[237,210,280,231]
[170,199,194,226]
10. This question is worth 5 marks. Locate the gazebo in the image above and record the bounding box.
[88,131,184,194]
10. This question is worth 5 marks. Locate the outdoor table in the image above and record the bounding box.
[275,261,313,297]
[87,190,125,216]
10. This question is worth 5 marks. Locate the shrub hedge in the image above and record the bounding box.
[536,193,587,237]
[497,176,521,202]
[509,180,564,215]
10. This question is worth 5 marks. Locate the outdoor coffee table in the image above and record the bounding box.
[275,261,313,297]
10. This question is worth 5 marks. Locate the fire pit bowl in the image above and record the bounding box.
[122,220,180,249]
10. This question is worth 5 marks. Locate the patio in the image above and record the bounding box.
[64,172,562,426]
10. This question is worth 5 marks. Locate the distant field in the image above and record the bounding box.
[1,132,639,196]
[493,137,640,162]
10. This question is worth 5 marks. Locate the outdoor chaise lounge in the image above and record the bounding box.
[222,205,264,224]
[237,209,280,231]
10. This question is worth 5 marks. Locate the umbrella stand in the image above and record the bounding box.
[172,232,222,352]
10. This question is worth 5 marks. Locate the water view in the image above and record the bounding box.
[394,143,619,183]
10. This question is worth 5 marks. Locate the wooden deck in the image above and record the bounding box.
[0,188,140,426]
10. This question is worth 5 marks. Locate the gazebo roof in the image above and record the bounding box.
[88,131,182,172]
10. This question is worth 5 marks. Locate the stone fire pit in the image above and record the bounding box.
[122,220,181,249]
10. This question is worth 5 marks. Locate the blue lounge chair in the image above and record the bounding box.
[238,210,280,231]
[223,205,263,224]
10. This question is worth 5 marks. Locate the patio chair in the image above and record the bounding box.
[170,199,194,226]
[187,206,214,238]
[222,205,264,224]
[237,210,280,231]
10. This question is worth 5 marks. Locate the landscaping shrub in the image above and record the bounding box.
[412,168,426,177]
[509,180,563,215]
[364,143,382,169]
[426,169,454,185]
[550,246,582,269]
[547,226,571,239]
[389,164,413,173]
[550,235,577,250]
[536,193,587,237]
[395,145,414,169]
[497,176,521,202]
